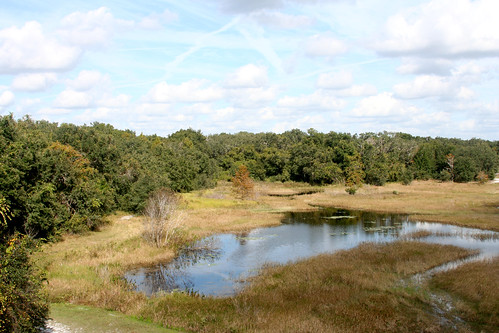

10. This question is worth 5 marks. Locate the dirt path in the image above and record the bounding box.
[42,320,76,333]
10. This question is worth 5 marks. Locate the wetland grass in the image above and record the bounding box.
[430,257,499,332]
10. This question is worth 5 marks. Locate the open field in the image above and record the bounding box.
[181,180,499,233]
[38,180,499,332]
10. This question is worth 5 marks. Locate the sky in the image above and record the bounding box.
[0,0,498,140]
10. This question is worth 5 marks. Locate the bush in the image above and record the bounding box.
[0,234,48,332]
[143,188,186,248]
[345,186,357,195]
[476,171,489,184]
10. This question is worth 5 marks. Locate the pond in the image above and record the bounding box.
[124,208,499,297]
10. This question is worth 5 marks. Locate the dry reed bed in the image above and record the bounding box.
[431,257,499,332]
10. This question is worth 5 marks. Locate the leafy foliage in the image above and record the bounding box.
[0,234,48,333]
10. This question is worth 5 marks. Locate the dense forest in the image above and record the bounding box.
[1,114,498,240]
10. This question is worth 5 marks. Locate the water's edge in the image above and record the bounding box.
[125,208,499,297]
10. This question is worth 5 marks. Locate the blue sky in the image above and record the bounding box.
[0,0,498,139]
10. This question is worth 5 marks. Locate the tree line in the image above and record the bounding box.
[0,114,498,239]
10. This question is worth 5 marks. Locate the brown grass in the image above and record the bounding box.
[181,180,499,233]
[430,257,499,332]
[248,180,499,231]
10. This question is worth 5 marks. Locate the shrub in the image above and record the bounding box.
[345,186,357,195]
[476,171,489,184]
[143,188,185,248]
[0,234,48,332]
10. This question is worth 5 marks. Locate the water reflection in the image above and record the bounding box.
[125,208,499,297]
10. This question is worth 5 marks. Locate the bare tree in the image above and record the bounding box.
[143,188,185,247]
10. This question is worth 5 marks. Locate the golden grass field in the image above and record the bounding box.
[39,180,499,332]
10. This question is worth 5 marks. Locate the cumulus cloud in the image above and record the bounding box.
[375,0,499,58]
[67,70,109,91]
[11,73,57,92]
[0,91,15,107]
[228,86,279,108]
[397,58,453,75]
[305,34,347,58]
[98,94,130,108]
[277,90,346,111]
[58,7,133,48]
[394,73,477,100]
[146,79,225,103]
[53,90,92,108]
[0,21,81,74]
[335,84,377,97]
[225,64,268,88]
[316,71,353,89]
[351,92,418,117]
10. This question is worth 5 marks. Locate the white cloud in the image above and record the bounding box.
[278,90,346,111]
[212,107,236,121]
[228,86,279,108]
[0,91,14,107]
[138,10,178,30]
[316,71,353,89]
[393,74,476,100]
[397,58,453,75]
[98,94,130,108]
[375,0,499,58]
[11,73,57,92]
[225,64,268,88]
[249,11,314,29]
[393,75,453,99]
[53,90,92,108]
[0,21,80,74]
[146,80,224,103]
[67,70,109,91]
[305,34,347,58]
[351,92,417,117]
[336,84,377,97]
[58,7,133,48]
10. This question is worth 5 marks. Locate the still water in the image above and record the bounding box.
[125,208,499,297]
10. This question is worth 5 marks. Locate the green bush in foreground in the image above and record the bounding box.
[0,234,48,333]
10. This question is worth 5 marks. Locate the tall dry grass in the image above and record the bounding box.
[431,257,499,332]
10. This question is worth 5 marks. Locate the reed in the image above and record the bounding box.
[430,257,499,331]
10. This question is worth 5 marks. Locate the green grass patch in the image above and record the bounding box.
[182,192,249,209]
[49,303,178,333]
